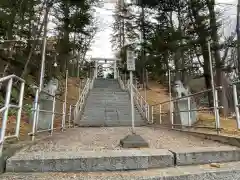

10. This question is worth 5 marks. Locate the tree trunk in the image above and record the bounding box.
[59,0,70,72]
[140,4,147,87]
[207,0,228,116]
[189,0,213,107]
[21,0,49,78]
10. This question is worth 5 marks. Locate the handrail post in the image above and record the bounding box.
[159,104,162,124]
[170,101,174,129]
[69,105,72,128]
[50,96,56,135]
[215,89,220,133]
[148,104,150,122]
[233,84,240,129]
[151,106,154,123]
[61,102,66,132]
[187,97,191,127]
[31,89,39,141]
[15,81,25,138]
[63,70,68,130]
[0,78,13,156]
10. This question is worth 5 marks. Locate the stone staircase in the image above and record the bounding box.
[76,78,145,127]
[2,78,240,179]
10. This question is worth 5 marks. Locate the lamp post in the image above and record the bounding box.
[39,6,49,91]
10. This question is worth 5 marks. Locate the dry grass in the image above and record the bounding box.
[0,113,32,142]
[66,77,83,105]
[196,113,240,136]
[139,81,170,113]
[140,81,240,136]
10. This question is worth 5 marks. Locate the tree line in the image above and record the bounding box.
[0,0,100,102]
[112,0,239,115]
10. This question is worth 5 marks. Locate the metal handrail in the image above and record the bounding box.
[73,78,91,123]
[149,85,223,132]
[0,75,25,156]
[126,80,150,122]
[152,86,222,107]
[0,72,83,156]
[0,74,25,83]
[117,69,125,90]
[30,70,75,140]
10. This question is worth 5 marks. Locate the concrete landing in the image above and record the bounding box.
[4,127,240,174]
[2,161,240,179]
[6,149,174,172]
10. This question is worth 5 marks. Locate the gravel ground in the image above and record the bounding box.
[18,126,232,153]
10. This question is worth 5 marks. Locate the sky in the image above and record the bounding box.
[87,0,238,60]
[86,2,115,60]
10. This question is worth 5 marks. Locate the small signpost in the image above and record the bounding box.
[127,50,135,133]
[119,49,149,148]
[127,50,135,71]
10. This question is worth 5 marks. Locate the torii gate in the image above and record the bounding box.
[91,57,119,79]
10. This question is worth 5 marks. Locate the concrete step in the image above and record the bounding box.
[78,120,146,127]
[3,161,240,179]
[83,108,140,112]
[89,91,128,94]
[82,111,142,118]
[80,116,143,122]
[87,95,129,98]
[78,78,144,125]
[85,101,131,104]
[6,149,173,172]
[85,101,130,104]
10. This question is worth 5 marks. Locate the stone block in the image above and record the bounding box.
[171,146,240,166]
[120,134,149,148]
[6,149,174,172]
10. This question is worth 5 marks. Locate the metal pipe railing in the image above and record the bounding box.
[73,78,91,123]
[30,70,75,139]
[0,72,80,156]
[0,75,25,156]
[125,79,150,122]
[149,86,224,133]
[0,74,24,83]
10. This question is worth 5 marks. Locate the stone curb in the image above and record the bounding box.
[2,161,240,180]
[170,146,240,166]
[6,149,174,172]
[0,137,47,174]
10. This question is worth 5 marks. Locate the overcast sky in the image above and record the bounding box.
[87,0,238,60]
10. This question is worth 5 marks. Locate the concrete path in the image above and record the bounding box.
[2,127,240,179]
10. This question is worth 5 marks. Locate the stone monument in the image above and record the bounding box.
[37,78,59,130]
[173,80,197,127]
